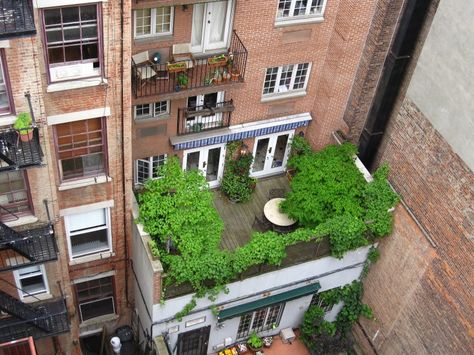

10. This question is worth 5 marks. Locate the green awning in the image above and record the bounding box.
[217,282,321,321]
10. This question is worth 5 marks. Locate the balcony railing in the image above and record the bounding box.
[132,30,247,98]
[0,222,57,272]
[177,100,234,135]
[0,291,69,343]
[0,127,43,172]
[0,0,36,39]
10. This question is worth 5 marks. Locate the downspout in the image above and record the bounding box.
[358,0,435,169]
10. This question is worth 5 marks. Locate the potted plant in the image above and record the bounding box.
[14,112,33,142]
[176,73,189,91]
[247,332,263,353]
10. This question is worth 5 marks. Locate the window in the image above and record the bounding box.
[75,276,115,322]
[0,171,33,222]
[236,303,284,339]
[55,117,107,181]
[0,50,13,114]
[13,264,49,299]
[135,154,167,185]
[276,0,327,22]
[65,208,111,259]
[309,293,332,312]
[134,100,169,120]
[263,63,311,97]
[134,7,173,38]
[43,4,101,82]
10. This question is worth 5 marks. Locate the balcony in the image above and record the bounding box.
[0,0,36,40]
[177,100,234,136]
[0,291,69,343]
[132,31,247,99]
[0,222,57,272]
[0,127,43,172]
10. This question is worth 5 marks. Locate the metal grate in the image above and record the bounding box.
[0,127,43,171]
[0,0,36,39]
[177,100,234,135]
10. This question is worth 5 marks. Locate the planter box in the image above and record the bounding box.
[167,62,187,73]
[208,55,228,68]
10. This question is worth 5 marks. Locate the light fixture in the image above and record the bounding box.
[240,143,249,155]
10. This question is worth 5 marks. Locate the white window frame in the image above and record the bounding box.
[236,303,284,339]
[262,63,311,99]
[64,207,112,260]
[275,0,327,26]
[75,275,116,323]
[134,154,167,185]
[13,264,50,300]
[309,293,333,312]
[134,100,169,120]
[133,7,174,39]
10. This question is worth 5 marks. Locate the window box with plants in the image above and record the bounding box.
[208,54,228,68]
[167,61,188,73]
[247,331,264,353]
[14,112,34,142]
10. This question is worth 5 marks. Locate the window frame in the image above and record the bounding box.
[134,100,170,121]
[0,49,14,115]
[54,117,108,182]
[262,63,311,98]
[236,303,285,339]
[74,275,116,322]
[13,264,50,300]
[134,154,167,185]
[275,0,327,24]
[0,171,34,222]
[133,6,174,39]
[309,293,332,312]
[64,207,112,260]
[41,3,104,83]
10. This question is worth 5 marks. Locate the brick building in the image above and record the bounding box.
[344,0,474,353]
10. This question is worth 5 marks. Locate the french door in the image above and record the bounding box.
[251,131,294,177]
[191,1,233,53]
[177,326,211,355]
[183,144,226,188]
[186,92,225,132]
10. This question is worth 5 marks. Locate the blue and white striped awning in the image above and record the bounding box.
[171,113,312,150]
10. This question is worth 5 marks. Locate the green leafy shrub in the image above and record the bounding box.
[13,112,33,134]
[247,331,263,349]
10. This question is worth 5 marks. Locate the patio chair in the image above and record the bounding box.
[151,47,170,80]
[132,50,156,87]
[171,43,195,70]
[268,188,285,200]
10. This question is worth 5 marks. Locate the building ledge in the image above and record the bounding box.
[58,175,111,191]
[47,78,107,93]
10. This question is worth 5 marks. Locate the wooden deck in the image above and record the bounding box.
[213,174,291,250]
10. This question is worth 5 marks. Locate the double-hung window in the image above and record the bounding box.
[0,50,13,114]
[135,154,167,185]
[236,303,284,339]
[134,100,169,120]
[134,7,173,38]
[263,63,311,98]
[276,0,327,24]
[43,4,102,82]
[0,171,33,222]
[65,208,111,259]
[75,276,115,322]
[309,293,332,312]
[55,117,107,181]
[13,264,49,300]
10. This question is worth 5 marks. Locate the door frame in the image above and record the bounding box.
[250,130,294,178]
[176,325,211,355]
[191,0,234,53]
[182,143,226,188]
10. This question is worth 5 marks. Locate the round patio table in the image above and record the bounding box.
[263,198,296,227]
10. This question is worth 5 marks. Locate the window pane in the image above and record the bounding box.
[293,63,309,89]
[81,5,97,21]
[0,55,10,110]
[154,101,168,116]
[64,45,81,62]
[136,159,149,184]
[46,29,63,43]
[278,0,292,18]
[135,9,151,36]
[20,275,46,295]
[63,27,81,41]
[80,297,114,321]
[310,0,325,15]
[0,171,32,221]
[293,0,308,16]
[278,65,294,91]
[263,67,278,95]
[44,9,61,25]
[62,7,80,23]
[71,229,109,257]
[156,7,171,34]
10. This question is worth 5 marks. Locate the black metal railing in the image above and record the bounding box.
[132,30,248,98]
[0,223,58,272]
[0,0,36,39]
[177,100,234,135]
[0,127,43,171]
[0,292,69,343]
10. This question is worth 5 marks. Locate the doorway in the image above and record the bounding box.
[186,92,225,132]
[183,144,226,188]
[80,331,106,355]
[191,1,233,53]
[251,131,294,177]
[177,326,210,355]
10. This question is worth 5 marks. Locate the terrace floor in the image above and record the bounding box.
[213,174,291,250]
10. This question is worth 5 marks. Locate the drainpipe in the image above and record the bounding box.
[358,0,435,169]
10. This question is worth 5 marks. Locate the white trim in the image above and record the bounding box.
[275,0,327,22]
[48,107,111,126]
[261,90,307,102]
[69,251,114,265]
[133,6,174,39]
[0,41,10,48]
[58,175,111,191]
[46,78,107,93]
[4,216,38,228]
[13,264,50,300]
[274,16,324,27]
[72,270,116,284]
[60,200,114,217]
[34,0,108,9]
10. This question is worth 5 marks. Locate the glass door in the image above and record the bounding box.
[251,131,294,177]
[183,144,226,188]
[186,92,224,133]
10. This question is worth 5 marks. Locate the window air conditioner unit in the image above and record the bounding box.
[280,328,296,344]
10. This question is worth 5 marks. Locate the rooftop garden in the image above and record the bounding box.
[137,139,398,319]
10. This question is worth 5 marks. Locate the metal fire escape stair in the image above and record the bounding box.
[0,222,37,261]
[0,291,51,332]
